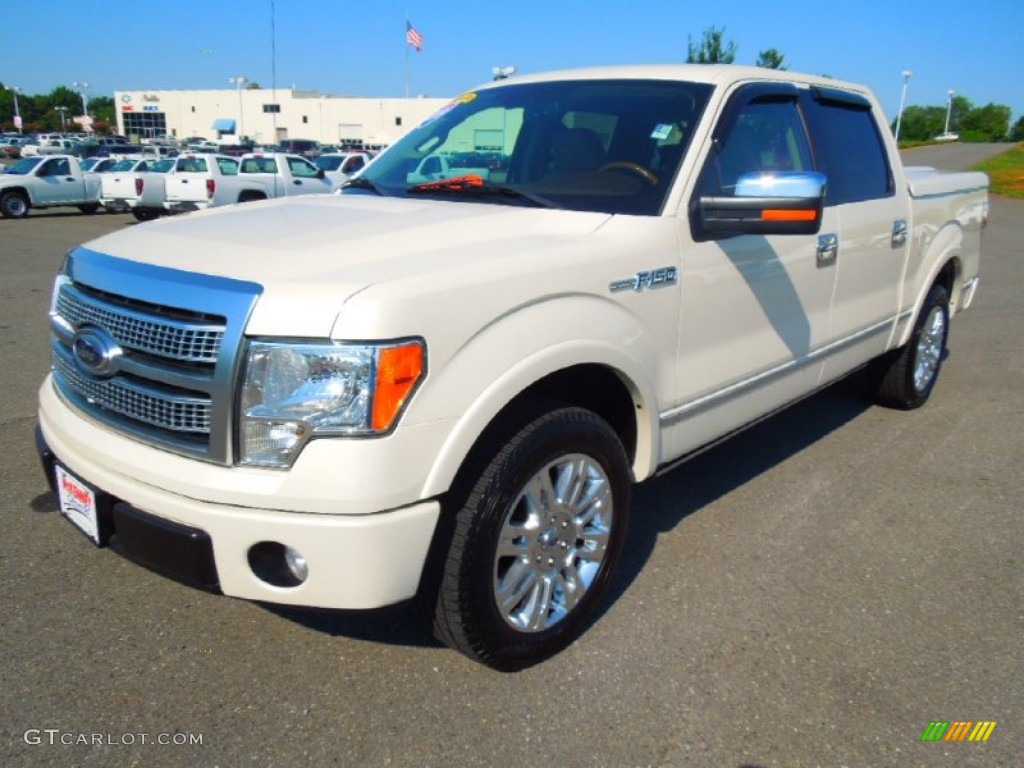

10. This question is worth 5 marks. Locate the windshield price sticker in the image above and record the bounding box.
[55,465,100,545]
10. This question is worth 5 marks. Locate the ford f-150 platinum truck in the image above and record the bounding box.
[36,65,988,670]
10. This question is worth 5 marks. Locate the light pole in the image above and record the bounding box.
[72,81,91,133]
[7,86,22,134]
[943,89,956,136]
[54,106,69,132]
[894,70,913,144]
[229,76,247,138]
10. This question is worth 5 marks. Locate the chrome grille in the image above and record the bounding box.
[54,350,211,433]
[51,248,260,465]
[56,284,224,362]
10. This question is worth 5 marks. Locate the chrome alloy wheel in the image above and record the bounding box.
[913,304,946,393]
[492,453,613,632]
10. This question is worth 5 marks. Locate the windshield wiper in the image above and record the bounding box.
[340,176,386,196]
[407,174,559,209]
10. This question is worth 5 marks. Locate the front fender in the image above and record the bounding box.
[0,183,34,205]
[413,293,666,499]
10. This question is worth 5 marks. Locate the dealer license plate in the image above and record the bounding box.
[55,465,100,545]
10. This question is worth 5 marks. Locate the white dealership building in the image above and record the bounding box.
[114,88,450,148]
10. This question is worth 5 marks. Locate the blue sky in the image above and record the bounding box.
[2,0,1022,123]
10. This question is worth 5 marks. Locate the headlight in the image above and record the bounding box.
[239,339,425,467]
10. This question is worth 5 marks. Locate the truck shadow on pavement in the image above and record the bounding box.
[605,370,873,611]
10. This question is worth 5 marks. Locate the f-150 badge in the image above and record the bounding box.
[609,266,678,293]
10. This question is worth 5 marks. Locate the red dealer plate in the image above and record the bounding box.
[55,464,100,545]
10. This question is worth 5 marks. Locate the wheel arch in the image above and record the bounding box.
[419,341,662,501]
[1,185,33,204]
[896,221,963,348]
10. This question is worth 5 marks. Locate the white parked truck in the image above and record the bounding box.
[37,65,988,669]
[99,157,169,213]
[161,152,331,213]
[0,155,104,217]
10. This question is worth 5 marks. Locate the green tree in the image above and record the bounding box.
[1010,116,1024,142]
[895,105,946,142]
[949,94,973,133]
[960,103,1012,142]
[89,95,114,124]
[755,48,787,70]
[687,26,738,64]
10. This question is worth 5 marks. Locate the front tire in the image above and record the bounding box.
[431,407,631,670]
[78,203,100,214]
[869,284,950,409]
[0,191,30,218]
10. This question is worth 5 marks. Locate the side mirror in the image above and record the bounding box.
[699,171,827,236]
[315,168,326,179]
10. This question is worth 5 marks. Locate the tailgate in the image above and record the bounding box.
[101,175,140,202]
[164,173,211,203]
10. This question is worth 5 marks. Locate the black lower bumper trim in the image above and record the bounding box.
[36,426,221,593]
[111,503,221,592]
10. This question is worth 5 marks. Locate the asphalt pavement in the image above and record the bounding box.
[0,144,1020,767]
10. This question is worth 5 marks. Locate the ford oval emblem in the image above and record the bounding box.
[72,327,123,378]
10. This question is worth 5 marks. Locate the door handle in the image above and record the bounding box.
[892,219,908,249]
[817,233,838,267]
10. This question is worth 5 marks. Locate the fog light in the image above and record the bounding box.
[247,541,308,587]
[284,546,309,583]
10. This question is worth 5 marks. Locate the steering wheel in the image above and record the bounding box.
[598,161,659,186]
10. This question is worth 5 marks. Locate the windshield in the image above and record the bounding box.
[80,158,99,171]
[5,158,43,175]
[359,78,712,215]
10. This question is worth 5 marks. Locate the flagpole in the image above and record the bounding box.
[404,14,410,98]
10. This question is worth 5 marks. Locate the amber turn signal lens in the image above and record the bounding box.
[761,209,817,221]
[371,342,425,431]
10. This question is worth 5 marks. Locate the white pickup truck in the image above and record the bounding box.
[37,65,987,670]
[98,157,166,213]
[0,155,104,217]
[98,158,174,215]
[162,152,331,213]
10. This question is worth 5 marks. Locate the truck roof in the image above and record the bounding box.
[472,64,868,97]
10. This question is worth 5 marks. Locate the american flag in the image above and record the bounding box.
[406,21,424,52]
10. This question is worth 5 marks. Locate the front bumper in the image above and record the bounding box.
[37,385,441,610]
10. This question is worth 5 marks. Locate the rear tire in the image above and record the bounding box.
[1,191,29,218]
[869,284,950,410]
[132,208,159,222]
[430,406,631,670]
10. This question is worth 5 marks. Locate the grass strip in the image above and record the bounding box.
[973,144,1024,199]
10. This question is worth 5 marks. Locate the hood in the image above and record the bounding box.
[82,193,610,337]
